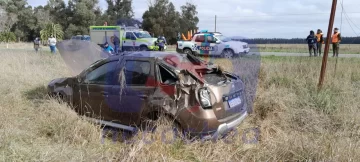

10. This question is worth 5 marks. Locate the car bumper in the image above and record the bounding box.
[238,48,250,54]
[177,107,248,140]
[210,111,248,139]
[176,48,184,53]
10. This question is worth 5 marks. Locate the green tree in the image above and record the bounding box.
[45,0,68,31]
[64,0,99,38]
[0,31,17,43]
[40,23,64,41]
[142,0,184,44]
[179,2,199,35]
[2,0,36,41]
[106,0,134,25]
[0,5,18,47]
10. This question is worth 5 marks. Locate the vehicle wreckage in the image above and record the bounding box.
[48,51,249,140]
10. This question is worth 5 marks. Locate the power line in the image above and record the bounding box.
[339,1,359,37]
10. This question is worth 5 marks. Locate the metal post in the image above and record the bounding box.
[318,0,337,89]
[215,15,217,32]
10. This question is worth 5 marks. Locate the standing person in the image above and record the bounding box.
[316,29,324,56]
[112,34,120,53]
[33,37,40,53]
[177,32,181,41]
[156,34,167,51]
[332,27,341,57]
[306,30,318,57]
[48,35,57,54]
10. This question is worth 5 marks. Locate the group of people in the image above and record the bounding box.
[33,35,57,54]
[306,27,341,57]
[98,34,167,54]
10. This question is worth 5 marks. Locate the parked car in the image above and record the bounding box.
[47,52,248,139]
[71,35,91,41]
[176,30,250,59]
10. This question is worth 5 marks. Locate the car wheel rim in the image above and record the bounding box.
[224,51,233,59]
[185,50,191,55]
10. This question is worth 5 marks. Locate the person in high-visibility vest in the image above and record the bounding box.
[316,29,324,56]
[156,34,167,51]
[332,27,341,57]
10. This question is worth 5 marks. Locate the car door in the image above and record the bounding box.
[77,60,119,120]
[207,35,223,56]
[193,35,204,55]
[123,32,137,51]
[107,57,156,126]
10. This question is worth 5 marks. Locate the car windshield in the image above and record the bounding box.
[216,35,231,42]
[134,31,152,38]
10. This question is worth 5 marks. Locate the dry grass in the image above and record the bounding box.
[1,49,360,161]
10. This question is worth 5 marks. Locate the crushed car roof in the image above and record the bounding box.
[106,51,190,63]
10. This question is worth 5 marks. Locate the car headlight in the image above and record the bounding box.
[199,88,212,109]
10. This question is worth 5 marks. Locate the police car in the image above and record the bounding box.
[176,30,250,58]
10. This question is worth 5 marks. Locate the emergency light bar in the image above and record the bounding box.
[200,30,208,33]
[120,26,142,31]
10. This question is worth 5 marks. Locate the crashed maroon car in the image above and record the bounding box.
[47,52,248,139]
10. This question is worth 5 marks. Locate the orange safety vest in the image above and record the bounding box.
[316,33,324,43]
[332,32,340,43]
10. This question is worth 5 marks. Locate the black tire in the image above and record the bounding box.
[222,49,234,59]
[140,46,148,51]
[183,48,193,55]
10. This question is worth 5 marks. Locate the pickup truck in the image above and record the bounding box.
[176,32,250,58]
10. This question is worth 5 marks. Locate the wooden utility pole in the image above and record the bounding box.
[215,15,217,32]
[318,0,338,89]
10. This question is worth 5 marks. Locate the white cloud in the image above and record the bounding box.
[28,0,360,38]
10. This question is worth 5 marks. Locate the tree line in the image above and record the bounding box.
[0,0,199,45]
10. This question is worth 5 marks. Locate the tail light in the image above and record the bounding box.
[199,88,212,109]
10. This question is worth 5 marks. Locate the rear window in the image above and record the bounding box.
[196,69,227,85]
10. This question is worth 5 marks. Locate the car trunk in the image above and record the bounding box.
[196,69,246,121]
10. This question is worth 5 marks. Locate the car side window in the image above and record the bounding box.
[158,64,177,85]
[124,61,151,85]
[126,32,135,39]
[195,35,205,42]
[84,61,118,85]
[205,35,216,43]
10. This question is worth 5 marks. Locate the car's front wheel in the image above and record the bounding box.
[222,49,234,59]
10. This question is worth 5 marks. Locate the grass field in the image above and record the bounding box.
[2,42,359,54]
[1,48,360,161]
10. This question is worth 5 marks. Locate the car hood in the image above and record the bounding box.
[48,77,73,87]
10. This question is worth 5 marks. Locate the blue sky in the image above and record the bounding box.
[28,0,360,38]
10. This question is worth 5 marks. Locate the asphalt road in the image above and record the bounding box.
[1,48,360,58]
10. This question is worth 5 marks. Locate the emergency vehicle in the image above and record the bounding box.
[176,30,250,58]
[89,25,164,51]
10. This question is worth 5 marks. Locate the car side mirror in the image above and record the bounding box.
[77,76,83,83]
[215,40,221,44]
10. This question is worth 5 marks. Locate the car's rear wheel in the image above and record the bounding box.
[140,46,148,51]
[222,49,234,59]
[140,112,187,140]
